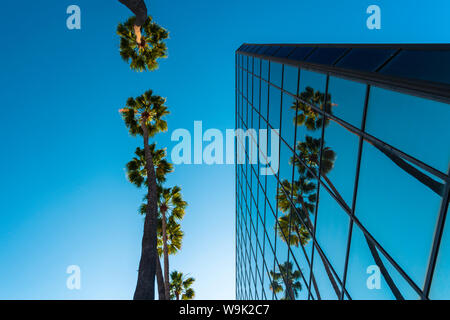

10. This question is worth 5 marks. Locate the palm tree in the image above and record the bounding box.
[169,271,195,300]
[157,186,187,300]
[270,261,302,300]
[117,16,168,72]
[120,90,169,300]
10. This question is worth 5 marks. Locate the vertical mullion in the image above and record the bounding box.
[286,66,302,299]
[340,84,371,300]
[423,168,450,298]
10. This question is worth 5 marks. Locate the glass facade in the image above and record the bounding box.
[235,44,450,300]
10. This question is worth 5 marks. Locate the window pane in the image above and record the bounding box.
[261,59,269,81]
[260,81,269,122]
[281,93,297,147]
[322,119,360,207]
[283,65,299,95]
[327,76,366,128]
[336,48,397,72]
[310,245,342,300]
[254,58,261,77]
[270,62,283,88]
[289,47,315,61]
[257,46,270,55]
[379,50,450,85]
[296,70,327,146]
[316,185,350,279]
[306,47,348,65]
[366,86,450,173]
[355,141,443,287]
[274,46,295,58]
[243,70,248,99]
[429,206,450,300]
[253,75,260,114]
[268,86,281,130]
[265,46,281,56]
[345,225,420,300]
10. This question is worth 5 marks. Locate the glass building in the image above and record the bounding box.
[235,44,450,300]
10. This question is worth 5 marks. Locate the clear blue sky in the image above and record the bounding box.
[0,0,448,299]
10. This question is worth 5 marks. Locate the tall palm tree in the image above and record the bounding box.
[140,190,186,300]
[117,16,168,72]
[128,144,173,300]
[120,90,169,300]
[270,261,302,300]
[157,186,187,300]
[169,271,195,300]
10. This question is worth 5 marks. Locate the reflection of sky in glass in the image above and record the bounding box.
[366,87,450,173]
[346,226,420,300]
[429,206,450,299]
[327,76,366,128]
[316,185,350,280]
[356,141,442,288]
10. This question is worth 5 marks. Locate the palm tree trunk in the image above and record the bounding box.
[156,257,166,300]
[322,173,404,299]
[161,208,170,300]
[133,123,158,300]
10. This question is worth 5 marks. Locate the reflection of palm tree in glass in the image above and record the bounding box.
[295,87,443,196]
[283,86,404,299]
[294,87,334,130]
[270,262,302,300]
[277,175,340,298]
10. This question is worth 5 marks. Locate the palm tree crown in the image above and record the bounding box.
[169,271,195,300]
[117,16,168,72]
[119,89,169,137]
